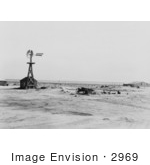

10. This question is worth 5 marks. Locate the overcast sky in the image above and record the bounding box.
[0,21,150,83]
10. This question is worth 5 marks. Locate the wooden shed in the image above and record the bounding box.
[0,80,8,86]
[20,77,37,89]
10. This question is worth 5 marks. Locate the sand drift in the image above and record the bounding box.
[0,83,150,129]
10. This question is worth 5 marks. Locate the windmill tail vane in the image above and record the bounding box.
[36,53,43,56]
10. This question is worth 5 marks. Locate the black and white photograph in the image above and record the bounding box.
[0,21,150,129]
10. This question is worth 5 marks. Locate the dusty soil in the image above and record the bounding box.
[0,84,150,129]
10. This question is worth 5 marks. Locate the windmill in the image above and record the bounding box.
[20,50,43,89]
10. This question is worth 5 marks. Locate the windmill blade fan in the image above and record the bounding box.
[26,50,34,58]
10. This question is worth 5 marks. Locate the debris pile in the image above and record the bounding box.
[101,90,121,95]
[40,86,47,89]
[76,87,96,95]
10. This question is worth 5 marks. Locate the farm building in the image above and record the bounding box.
[0,80,8,86]
[20,77,37,89]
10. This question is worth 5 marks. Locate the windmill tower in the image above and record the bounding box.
[20,50,43,89]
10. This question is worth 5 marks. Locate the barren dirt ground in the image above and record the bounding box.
[0,85,150,129]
